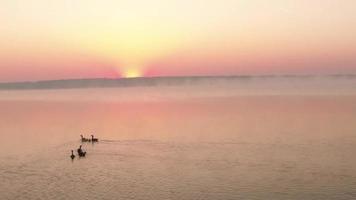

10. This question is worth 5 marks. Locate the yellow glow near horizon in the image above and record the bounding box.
[123,68,143,78]
[0,0,356,81]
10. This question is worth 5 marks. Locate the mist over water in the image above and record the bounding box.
[1,76,356,101]
[0,77,356,199]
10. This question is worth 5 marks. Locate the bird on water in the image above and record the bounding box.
[91,135,99,142]
[77,145,86,157]
[70,150,75,160]
[80,135,89,142]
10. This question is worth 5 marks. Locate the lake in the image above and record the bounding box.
[0,77,356,199]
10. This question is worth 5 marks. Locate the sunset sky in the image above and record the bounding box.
[1,0,356,81]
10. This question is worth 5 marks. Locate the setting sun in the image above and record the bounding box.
[0,0,355,81]
[123,68,143,78]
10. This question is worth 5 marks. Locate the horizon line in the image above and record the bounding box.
[1,73,356,84]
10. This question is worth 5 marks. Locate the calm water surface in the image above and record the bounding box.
[0,84,356,199]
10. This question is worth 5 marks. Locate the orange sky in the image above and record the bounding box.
[0,0,356,81]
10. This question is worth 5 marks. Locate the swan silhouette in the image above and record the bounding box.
[80,135,89,142]
[70,150,75,160]
[77,145,86,157]
[91,135,99,142]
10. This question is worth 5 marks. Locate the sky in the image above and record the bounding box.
[0,0,356,81]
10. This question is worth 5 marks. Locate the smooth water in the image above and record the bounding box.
[1,78,356,200]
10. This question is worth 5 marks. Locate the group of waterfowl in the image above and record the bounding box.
[80,134,98,143]
[70,134,99,160]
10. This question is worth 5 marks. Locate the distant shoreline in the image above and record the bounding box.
[0,74,355,90]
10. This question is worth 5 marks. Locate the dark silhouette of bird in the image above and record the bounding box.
[80,135,89,142]
[70,150,75,160]
[91,135,99,142]
[77,145,86,157]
